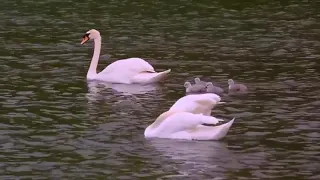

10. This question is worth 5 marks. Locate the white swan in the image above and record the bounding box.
[81,29,171,84]
[144,93,235,140]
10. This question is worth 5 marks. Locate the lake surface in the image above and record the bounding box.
[1,0,319,179]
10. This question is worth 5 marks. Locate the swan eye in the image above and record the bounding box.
[83,33,90,38]
[81,33,91,45]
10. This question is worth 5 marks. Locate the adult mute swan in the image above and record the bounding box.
[144,93,235,140]
[81,29,171,84]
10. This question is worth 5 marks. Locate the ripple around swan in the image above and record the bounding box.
[1,0,319,179]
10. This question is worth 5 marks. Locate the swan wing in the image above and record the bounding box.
[100,58,155,74]
[131,69,171,84]
[97,58,154,83]
[97,58,170,84]
[169,93,222,115]
[171,118,235,140]
[144,111,223,138]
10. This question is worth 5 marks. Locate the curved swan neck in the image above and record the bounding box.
[87,37,101,78]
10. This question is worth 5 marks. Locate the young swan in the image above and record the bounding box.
[206,82,224,95]
[194,78,207,86]
[228,79,248,92]
[184,82,206,93]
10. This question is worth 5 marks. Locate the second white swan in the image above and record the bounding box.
[81,29,171,84]
[144,93,235,140]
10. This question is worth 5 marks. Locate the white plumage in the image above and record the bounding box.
[81,29,171,84]
[144,93,235,140]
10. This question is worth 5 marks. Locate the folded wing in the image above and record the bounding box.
[169,93,221,115]
[144,111,222,138]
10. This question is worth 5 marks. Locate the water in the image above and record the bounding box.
[1,0,319,179]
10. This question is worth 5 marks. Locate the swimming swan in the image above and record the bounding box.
[194,77,207,86]
[205,82,224,95]
[184,82,206,94]
[81,29,171,84]
[144,93,235,140]
[228,79,248,92]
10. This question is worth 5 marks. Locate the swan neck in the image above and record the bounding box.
[87,37,101,78]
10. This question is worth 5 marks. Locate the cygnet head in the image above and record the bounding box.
[184,82,192,88]
[206,82,213,87]
[228,79,235,85]
[81,29,101,45]
[194,78,201,84]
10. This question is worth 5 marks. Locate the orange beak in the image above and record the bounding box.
[81,36,89,45]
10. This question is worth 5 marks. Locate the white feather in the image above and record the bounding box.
[144,94,235,141]
[169,93,221,115]
[82,29,170,84]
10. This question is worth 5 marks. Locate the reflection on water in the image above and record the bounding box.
[87,80,160,96]
[1,0,319,179]
[146,139,239,179]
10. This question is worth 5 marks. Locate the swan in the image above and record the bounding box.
[195,77,220,87]
[144,93,235,140]
[228,79,248,92]
[194,77,207,86]
[81,29,171,84]
[205,82,224,95]
[184,82,206,94]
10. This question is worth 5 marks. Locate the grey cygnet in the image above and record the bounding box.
[184,82,206,93]
[228,79,248,92]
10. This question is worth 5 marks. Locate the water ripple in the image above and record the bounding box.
[1,0,319,179]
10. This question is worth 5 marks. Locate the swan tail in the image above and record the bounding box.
[132,69,171,84]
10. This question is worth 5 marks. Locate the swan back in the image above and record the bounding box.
[206,82,224,94]
[228,79,248,91]
[148,110,182,129]
[184,82,206,93]
[194,77,207,85]
[98,58,156,84]
[169,93,221,115]
[144,111,222,138]
[144,110,181,138]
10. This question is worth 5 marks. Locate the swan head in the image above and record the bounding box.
[184,82,192,88]
[228,79,234,89]
[205,82,213,87]
[81,29,101,45]
[228,79,234,85]
[194,78,201,84]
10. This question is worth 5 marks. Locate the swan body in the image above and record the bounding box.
[81,29,171,84]
[144,93,235,140]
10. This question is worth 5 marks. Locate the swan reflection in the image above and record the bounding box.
[85,81,163,118]
[145,139,240,179]
[87,80,160,95]
[147,139,233,161]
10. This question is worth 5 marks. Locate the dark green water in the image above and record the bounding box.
[1,0,319,179]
